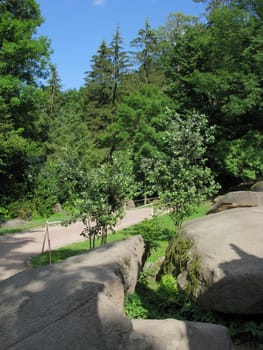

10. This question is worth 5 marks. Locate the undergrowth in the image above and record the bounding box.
[29,203,263,348]
[125,271,263,348]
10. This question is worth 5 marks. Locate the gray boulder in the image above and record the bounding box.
[0,235,233,350]
[129,319,233,350]
[177,207,263,314]
[0,235,143,350]
[207,191,263,214]
[251,181,263,192]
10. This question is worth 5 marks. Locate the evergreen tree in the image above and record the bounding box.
[33,89,100,215]
[82,40,114,137]
[82,29,131,155]
[130,17,163,85]
[47,64,62,117]
[109,25,131,105]
[109,84,173,199]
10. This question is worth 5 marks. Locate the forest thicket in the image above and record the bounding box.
[0,0,262,221]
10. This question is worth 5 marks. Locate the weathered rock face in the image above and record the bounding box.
[207,191,263,214]
[0,235,233,350]
[251,181,263,192]
[176,207,263,314]
[0,236,144,350]
[129,319,233,350]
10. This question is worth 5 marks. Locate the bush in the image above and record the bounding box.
[0,207,9,222]
[7,201,33,221]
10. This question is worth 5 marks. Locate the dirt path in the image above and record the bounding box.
[0,207,153,282]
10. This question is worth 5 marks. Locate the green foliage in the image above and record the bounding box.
[215,130,263,182]
[123,213,176,262]
[0,207,9,224]
[33,160,63,217]
[32,88,101,216]
[111,83,173,198]
[161,229,202,298]
[82,29,130,147]
[132,216,161,251]
[125,274,263,347]
[159,2,263,186]
[0,128,45,206]
[67,151,137,247]
[2,0,262,214]
[123,203,263,348]
[0,0,51,207]
[144,110,219,229]
[7,200,33,220]
[162,234,193,276]
[130,17,164,85]
[184,255,201,297]
[124,293,149,319]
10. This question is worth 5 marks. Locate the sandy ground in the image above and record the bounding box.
[0,207,153,282]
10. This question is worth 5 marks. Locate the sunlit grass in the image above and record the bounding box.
[31,204,209,268]
[31,231,128,267]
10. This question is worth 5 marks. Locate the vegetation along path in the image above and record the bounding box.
[0,207,153,282]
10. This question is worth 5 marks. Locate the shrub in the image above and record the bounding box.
[7,201,33,221]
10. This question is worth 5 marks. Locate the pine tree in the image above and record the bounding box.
[110,25,130,105]
[130,17,163,85]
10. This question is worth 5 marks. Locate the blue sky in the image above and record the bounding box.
[37,0,205,90]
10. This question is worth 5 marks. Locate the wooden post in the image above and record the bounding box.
[42,221,52,264]
[41,228,47,254]
[46,221,52,264]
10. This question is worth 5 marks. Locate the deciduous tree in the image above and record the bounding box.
[0,0,51,207]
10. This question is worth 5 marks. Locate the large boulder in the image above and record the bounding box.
[174,207,263,314]
[0,236,144,350]
[251,181,263,192]
[0,235,233,350]
[129,319,233,350]
[207,191,263,214]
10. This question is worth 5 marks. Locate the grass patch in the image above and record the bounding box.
[31,231,128,267]
[29,202,263,347]
[184,203,209,222]
[30,204,208,268]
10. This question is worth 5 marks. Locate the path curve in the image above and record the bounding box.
[0,207,153,282]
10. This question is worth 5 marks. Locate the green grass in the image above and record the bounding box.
[0,213,70,236]
[123,203,263,349]
[29,203,263,347]
[184,203,209,221]
[31,212,176,268]
[31,231,129,267]
[30,204,209,269]
[125,278,263,348]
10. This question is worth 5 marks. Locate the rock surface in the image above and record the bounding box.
[251,181,263,192]
[0,235,233,349]
[129,319,233,350]
[207,191,263,214]
[0,236,144,350]
[178,207,263,314]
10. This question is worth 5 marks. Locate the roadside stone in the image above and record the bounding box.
[129,319,233,350]
[0,235,144,350]
[0,218,28,228]
[0,235,234,349]
[207,191,263,214]
[176,207,263,314]
[251,181,263,192]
